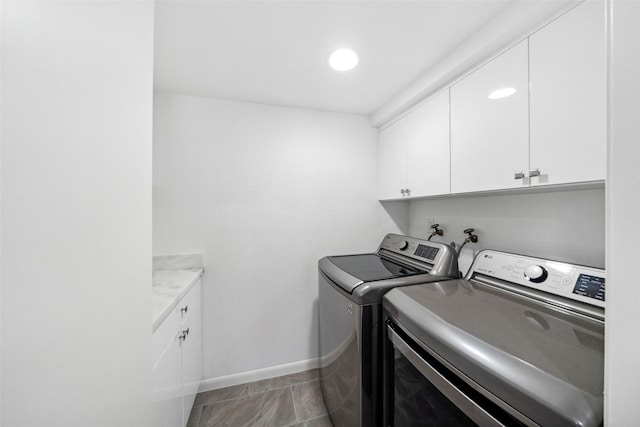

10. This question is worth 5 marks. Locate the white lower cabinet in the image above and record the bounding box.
[153,332,183,427]
[153,280,202,427]
[181,290,202,426]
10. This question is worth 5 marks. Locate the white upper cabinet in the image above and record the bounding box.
[406,90,450,198]
[378,89,450,200]
[378,115,409,200]
[450,40,530,194]
[529,0,606,186]
[378,1,605,198]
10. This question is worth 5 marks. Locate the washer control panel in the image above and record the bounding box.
[471,250,605,308]
[379,234,448,263]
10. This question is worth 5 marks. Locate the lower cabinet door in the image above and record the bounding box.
[153,332,183,427]
[181,287,202,425]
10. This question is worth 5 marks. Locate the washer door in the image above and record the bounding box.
[386,324,507,427]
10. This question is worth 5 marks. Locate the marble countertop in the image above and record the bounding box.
[152,267,204,332]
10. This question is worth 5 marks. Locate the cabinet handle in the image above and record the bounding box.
[179,328,190,342]
[514,171,525,180]
[180,305,188,315]
[529,169,541,177]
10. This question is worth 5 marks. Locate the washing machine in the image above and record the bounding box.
[318,233,459,427]
[383,250,605,426]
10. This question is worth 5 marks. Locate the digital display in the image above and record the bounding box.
[572,274,605,301]
[414,244,440,261]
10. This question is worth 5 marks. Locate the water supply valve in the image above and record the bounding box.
[428,224,444,241]
[463,228,478,244]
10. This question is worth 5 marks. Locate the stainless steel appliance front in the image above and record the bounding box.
[318,234,459,427]
[319,271,379,427]
[383,250,605,427]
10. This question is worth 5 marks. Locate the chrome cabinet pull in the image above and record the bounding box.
[529,169,541,177]
[179,328,190,342]
[181,306,188,314]
[514,171,525,180]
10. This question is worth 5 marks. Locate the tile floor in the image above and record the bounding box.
[187,369,334,427]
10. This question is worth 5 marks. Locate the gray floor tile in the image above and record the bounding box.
[186,405,202,427]
[288,415,334,427]
[194,383,250,407]
[291,380,328,421]
[198,387,297,427]
[249,370,320,394]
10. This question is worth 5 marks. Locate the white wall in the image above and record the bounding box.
[153,92,406,383]
[605,0,640,423]
[0,1,3,423]
[408,188,605,273]
[1,2,154,426]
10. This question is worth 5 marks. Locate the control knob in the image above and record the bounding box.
[399,241,409,251]
[524,265,548,283]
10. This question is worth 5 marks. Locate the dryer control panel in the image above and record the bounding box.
[470,250,605,309]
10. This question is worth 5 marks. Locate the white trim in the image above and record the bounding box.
[372,0,583,128]
[198,358,321,393]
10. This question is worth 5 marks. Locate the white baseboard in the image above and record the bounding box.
[198,358,321,393]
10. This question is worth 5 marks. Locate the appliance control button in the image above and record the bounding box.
[524,265,548,283]
[399,241,409,251]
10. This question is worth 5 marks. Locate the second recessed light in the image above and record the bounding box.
[328,48,359,71]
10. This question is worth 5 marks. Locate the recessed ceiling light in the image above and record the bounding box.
[488,87,517,100]
[328,49,359,71]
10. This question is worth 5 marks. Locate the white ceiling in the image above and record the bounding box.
[154,1,572,117]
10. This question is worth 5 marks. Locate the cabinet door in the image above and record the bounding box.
[529,0,606,186]
[153,332,183,427]
[406,89,450,197]
[181,282,202,426]
[377,116,408,200]
[451,40,529,193]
